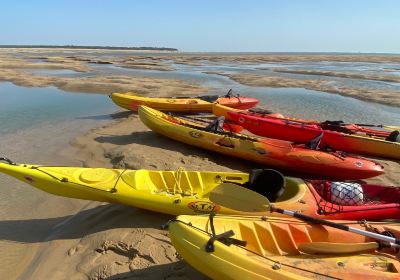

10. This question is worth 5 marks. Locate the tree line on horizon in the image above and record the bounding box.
[0,45,178,51]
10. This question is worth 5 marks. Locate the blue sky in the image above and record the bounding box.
[1,0,399,53]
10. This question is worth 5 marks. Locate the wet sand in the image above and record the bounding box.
[0,68,206,96]
[1,49,400,106]
[222,72,400,107]
[70,111,399,186]
[271,68,400,83]
[0,48,399,279]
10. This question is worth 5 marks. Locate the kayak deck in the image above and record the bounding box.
[169,215,400,280]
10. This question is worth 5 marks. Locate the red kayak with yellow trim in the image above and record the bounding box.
[219,107,400,160]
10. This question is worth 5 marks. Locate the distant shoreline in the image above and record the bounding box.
[0,45,178,52]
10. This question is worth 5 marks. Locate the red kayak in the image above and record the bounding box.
[213,104,395,138]
[306,180,400,220]
[225,110,400,160]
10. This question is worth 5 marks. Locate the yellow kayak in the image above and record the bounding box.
[0,159,398,220]
[169,215,400,280]
[110,92,259,112]
[0,158,308,216]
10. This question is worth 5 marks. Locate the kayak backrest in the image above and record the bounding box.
[386,130,400,142]
[247,169,285,202]
[197,95,220,103]
[205,116,225,133]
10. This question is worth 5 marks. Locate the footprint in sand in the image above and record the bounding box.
[69,229,204,280]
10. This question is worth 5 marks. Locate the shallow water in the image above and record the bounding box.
[0,82,118,220]
[91,63,400,124]
[0,82,117,135]
[0,82,119,278]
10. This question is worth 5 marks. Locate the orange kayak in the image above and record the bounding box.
[138,106,384,180]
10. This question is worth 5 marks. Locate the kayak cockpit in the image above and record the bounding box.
[122,170,249,197]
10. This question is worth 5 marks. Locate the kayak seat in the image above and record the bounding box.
[197,95,220,103]
[248,107,274,115]
[386,130,400,142]
[247,169,285,202]
[205,116,225,133]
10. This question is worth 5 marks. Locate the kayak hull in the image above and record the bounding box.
[169,215,400,280]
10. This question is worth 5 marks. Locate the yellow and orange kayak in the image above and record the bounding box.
[138,106,384,180]
[110,92,259,112]
[169,215,400,280]
[0,159,397,219]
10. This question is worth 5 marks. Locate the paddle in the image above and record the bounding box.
[384,125,400,131]
[255,114,399,132]
[209,183,400,247]
[209,182,269,212]
[351,123,400,131]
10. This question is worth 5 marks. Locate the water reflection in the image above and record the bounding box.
[90,63,400,125]
[0,82,117,135]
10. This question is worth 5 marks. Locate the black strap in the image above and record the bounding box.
[205,230,247,252]
[306,132,324,150]
[0,157,16,165]
[210,213,216,235]
[224,89,234,98]
[205,213,247,252]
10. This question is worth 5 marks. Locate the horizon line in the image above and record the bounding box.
[1,44,400,55]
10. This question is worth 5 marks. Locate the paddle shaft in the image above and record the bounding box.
[353,123,398,129]
[209,182,400,245]
[258,114,398,131]
[271,206,400,245]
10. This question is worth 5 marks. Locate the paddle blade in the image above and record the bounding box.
[209,183,270,212]
[384,125,400,131]
[298,242,378,254]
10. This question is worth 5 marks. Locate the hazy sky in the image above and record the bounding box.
[1,0,399,53]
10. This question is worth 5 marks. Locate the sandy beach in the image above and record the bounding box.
[0,48,399,279]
